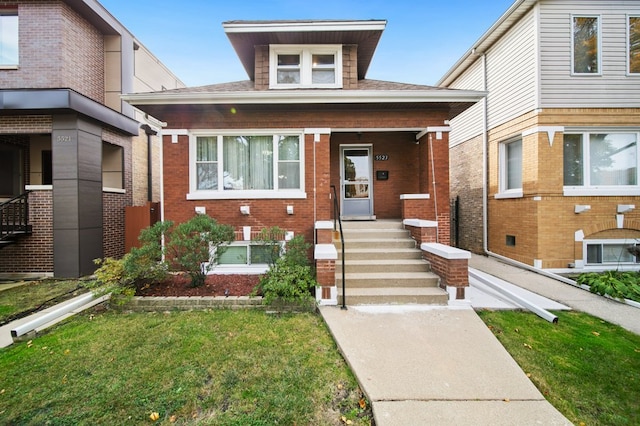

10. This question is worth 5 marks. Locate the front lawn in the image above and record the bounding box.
[0,280,86,325]
[0,308,370,425]
[478,309,640,426]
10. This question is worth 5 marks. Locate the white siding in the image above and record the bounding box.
[485,8,537,129]
[539,0,640,107]
[449,59,485,147]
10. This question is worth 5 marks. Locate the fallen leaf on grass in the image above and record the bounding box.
[149,412,159,422]
[359,398,367,409]
[169,415,177,423]
[592,331,600,337]
[523,343,533,349]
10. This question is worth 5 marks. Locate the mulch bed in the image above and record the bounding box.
[136,273,261,297]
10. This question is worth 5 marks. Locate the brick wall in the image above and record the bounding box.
[254,45,269,90]
[342,45,358,89]
[450,134,484,253]
[102,129,134,260]
[1,2,104,103]
[483,108,640,268]
[161,105,452,262]
[0,189,54,274]
[331,132,421,219]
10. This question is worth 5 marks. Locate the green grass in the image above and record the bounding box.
[0,280,86,324]
[0,309,370,425]
[478,309,640,426]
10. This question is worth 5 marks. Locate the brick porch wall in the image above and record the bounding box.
[0,190,54,274]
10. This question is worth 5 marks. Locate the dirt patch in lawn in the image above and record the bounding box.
[136,273,261,297]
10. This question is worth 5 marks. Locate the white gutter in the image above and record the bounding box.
[223,20,387,33]
[470,268,558,323]
[122,89,486,106]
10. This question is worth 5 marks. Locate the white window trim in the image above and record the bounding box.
[206,240,285,274]
[187,130,307,200]
[571,14,602,76]
[583,239,639,268]
[563,130,640,196]
[269,44,342,89]
[628,14,640,76]
[496,138,523,199]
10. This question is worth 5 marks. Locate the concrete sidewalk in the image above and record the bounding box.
[469,254,640,335]
[320,305,570,425]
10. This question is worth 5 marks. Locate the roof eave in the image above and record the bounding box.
[123,89,486,106]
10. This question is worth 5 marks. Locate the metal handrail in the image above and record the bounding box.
[330,185,347,309]
[0,191,30,241]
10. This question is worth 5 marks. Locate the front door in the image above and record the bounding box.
[340,145,374,219]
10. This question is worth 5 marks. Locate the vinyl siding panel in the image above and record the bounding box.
[539,0,640,107]
[485,8,537,129]
[448,59,485,147]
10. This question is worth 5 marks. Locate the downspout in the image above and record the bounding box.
[140,124,158,202]
[480,51,489,255]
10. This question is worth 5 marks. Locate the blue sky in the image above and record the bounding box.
[99,0,515,87]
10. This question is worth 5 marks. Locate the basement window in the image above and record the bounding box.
[506,235,516,247]
[585,240,639,265]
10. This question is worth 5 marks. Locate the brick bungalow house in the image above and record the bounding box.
[0,0,184,278]
[124,19,484,304]
[440,0,640,272]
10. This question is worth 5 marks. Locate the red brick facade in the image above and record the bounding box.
[160,106,452,248]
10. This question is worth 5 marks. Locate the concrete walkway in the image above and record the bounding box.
[320,305,570,425]
[469,254,640,335]
[321,254,640,424]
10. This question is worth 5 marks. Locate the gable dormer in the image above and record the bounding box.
[223,20,385,90]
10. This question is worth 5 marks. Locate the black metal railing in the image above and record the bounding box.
[0,192,31,244]
[330,185,346,309]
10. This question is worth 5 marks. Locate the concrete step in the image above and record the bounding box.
[336,272,440,288]
[340,248,423,261]
[336,238,416,249]
[336,259,431,274]
[340,228,411,240]
[340,219,404,230]
[337,286,448,305]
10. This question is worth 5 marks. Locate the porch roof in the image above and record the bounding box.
[123,79,486,120]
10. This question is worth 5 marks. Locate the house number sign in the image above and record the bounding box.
[375,154,389,161]
[55,135,73,143]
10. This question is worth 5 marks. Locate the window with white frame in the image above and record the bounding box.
[629,16,640,74]
[270,45,342,89]
[572,16,600,74]
[216,242,281,266]
[563,132,638,193]
[189,132,304,199]
[585,240,639,265]
[498,138,522,196]
[0,11,18,67]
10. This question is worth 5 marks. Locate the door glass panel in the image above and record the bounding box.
[344,184,369,199]
[343,149,370,183]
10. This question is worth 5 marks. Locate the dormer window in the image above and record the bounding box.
[270,45,342,89]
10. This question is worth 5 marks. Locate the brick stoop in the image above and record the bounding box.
[335,220,449,305]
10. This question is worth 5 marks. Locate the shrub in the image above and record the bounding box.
[91,215,235,297]
[164,214,235,287]
[577,270,640,303]
[255,234,317,306]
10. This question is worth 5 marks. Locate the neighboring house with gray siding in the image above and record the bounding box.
[440,0,640,272]
[0,0,184,278]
